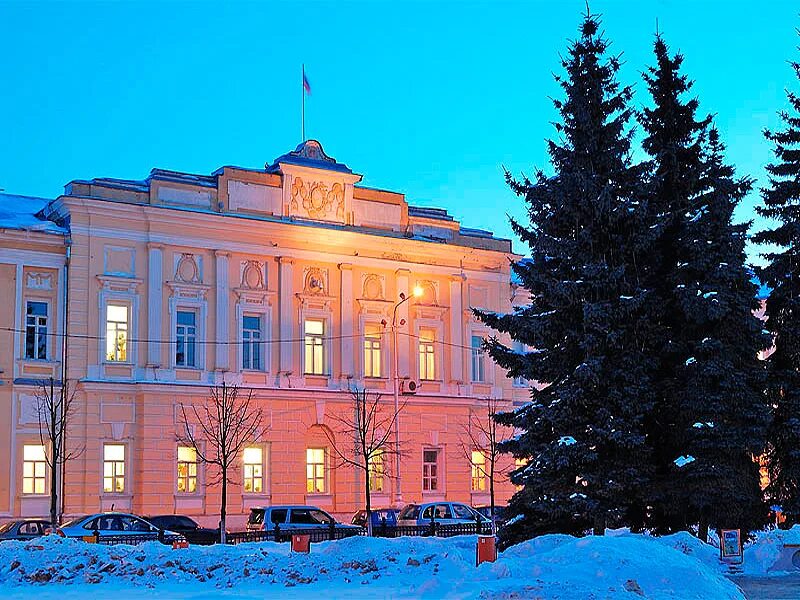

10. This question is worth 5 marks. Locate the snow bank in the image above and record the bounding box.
[0,532,744,599]
[741,526,800,576]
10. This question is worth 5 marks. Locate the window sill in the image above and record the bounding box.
[305,493,332,501]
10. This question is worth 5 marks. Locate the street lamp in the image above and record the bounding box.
[390,284,424,505]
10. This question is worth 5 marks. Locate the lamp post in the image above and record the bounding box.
[390,285,423,505]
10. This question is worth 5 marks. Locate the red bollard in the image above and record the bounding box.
[476,535,497,566]
[172,540,189,549]
[291,534,311,553]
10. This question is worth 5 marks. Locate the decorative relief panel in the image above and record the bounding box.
[104,246,135,278]
[25,272,53,290]
[303,267,328,295]
[175,253,201,284]
[290,178,345,222]
[416,280,439,305]
[361,274,385,300]
[240,260,266,290]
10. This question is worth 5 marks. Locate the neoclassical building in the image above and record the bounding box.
[0,141,531,526]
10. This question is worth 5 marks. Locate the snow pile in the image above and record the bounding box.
[742,526,800,575]
[0,532,744,599]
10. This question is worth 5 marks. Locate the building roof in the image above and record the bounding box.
[266,140,355,175]
[0,193,66,235]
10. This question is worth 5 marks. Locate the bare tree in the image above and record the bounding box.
[324,387,404,534]
[35,377,83,527]
[178,381,263,543]
[459,397,515,533]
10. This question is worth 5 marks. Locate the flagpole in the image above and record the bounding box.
[301,63,305,142]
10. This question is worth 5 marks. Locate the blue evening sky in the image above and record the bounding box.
[1,1,797,262]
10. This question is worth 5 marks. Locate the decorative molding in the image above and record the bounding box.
[303,267,328,295]
[291,177,345,221]
[239,260,266,291]
[174,253,202,284]
[356,298,393,317]
[25,272,53,290]
[97,275,142,294]
[361,273,385,300]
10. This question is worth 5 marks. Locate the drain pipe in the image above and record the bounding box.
[59,234,71,523]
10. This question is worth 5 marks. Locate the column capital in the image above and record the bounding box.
[146,242,164,251]
[214,249,230,259]
[338,262,353,271]
[450,273,467,282]
[395,268,411,277]
[278,256,294,265]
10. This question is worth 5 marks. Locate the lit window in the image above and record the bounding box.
[243,447,263,493]
[423,449,439,492]
[512,341,527,387]
[176,310,197,367]
[419,329,436,381]
[103,444,125,493]
[25,301,48,360]
[471,335,486,383]
[177,446,198,493]
[471,450,487,492]
[304,319,325,375]
[306,447,326,493]
[106,305,129,362]
[368,450,384,492]
[22,445,46,495]
[242,315,262,370]
[514,457,526,490]
[363,324,382,378]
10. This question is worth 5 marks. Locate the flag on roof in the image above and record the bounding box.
[303,67,311,95]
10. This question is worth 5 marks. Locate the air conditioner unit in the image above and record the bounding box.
[400,379,420,395]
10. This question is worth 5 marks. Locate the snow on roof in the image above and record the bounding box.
[0,193,65,235]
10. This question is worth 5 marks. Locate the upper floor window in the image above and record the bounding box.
[25,301,48,360]
[242,315,262,370]
[423,448,439,492]
[471,335,486,383]
[177,446,198,493]
[512,340,528,387]
[419,328,436,381]
[176,310,197,367]
[471,449,487,492]
[105,305,129,362]
[306,447,326,493]
[243,446,263,493]
[103,444,125,493]
[22,444,46,495]
[363,324,382,378]
[304,319,325,375]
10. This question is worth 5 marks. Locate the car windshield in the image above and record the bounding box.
[60,516,88,528]
[398,505,420,520]
[0,521,17,533]
[175,516,197,529]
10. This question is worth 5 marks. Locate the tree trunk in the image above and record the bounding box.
[49,378,58,527]
[365,463,373,537]
[593,514,606,536]
[489,459,496,535]
[698,516,709,543]
[220,467,227,544]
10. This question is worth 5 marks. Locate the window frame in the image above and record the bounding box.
[241,313,263,371]
[422,448,440,493]
[471,334,486,383]
[176,446,199,494]
[418,327,437,381]
[306,447,327,494]
[242,445,266,494]
[303,318,327,376]
[471,449,487,492]
[368,449,384,493]
[22,444,47,496]
[24,300,49,361]
[105,303,130,363]
[102,443,127,495]
[175,309,198,368]
[362,322,384,379]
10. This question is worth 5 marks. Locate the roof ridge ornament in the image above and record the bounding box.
[266,140,357,175]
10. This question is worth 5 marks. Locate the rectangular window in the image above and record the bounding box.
[419,328,436,381]
[25,301,48,360]
[304,319,325,375]
[22,445,46,495]
[423,449,439,492]
[368,450,384,492]
[105,304,129,362]
[363,324,382,378]
[103,444,125,493]
[243,446,263,493]
[512,341,527,387]
[306,447,326,493]
[176,310,197,367]
[471,450,487,492]
[177,446,198,493]
[242,315,262,370]
[471,335,486,383]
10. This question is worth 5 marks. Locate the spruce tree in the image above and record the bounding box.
[755,41,800,525]
[640,37,770,538]
[477,12,657,546]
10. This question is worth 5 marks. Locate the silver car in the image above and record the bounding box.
[57,512,178,539]
[0,519,53,540]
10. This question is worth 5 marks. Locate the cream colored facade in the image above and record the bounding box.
[0,141,531,526]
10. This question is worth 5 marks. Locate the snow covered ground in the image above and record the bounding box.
[0,531,747,599]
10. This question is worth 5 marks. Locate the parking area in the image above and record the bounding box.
[731,575,800,599]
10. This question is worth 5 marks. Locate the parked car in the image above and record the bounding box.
[473,505,508,527]
[350,508,399,528]
[146,515,220,545]
[57,512,180,540]
[0,519,54,541]
[397,502,488,526]
[247,505,360,533]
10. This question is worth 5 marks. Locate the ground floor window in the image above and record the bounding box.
[177,446,198,493]
[471,450,487,492]
[243,446,264,493]
[368,450,384,492]
[22,444,46,495]
[103,444,126,493]
[306,447,326,493]
[423,449,439,492]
